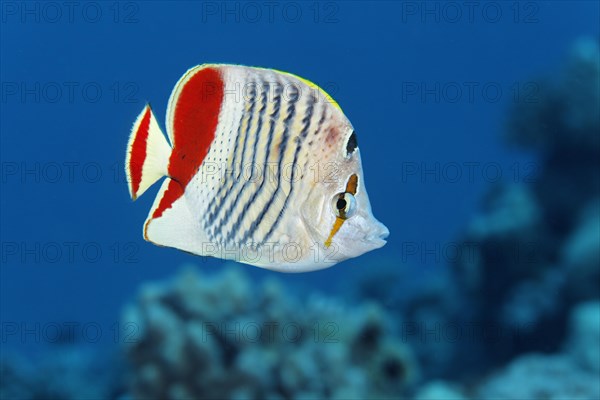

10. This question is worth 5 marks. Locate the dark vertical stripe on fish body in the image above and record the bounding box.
[203,78,257,227]
[222,80,292,245]
[261,92,316,244]
[214,79,279,242]
[236,83,305,245]
[206,78,262,235]
[204,84,255,230]
[314,105,327,137]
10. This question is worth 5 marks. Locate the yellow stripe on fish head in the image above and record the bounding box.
[324,174,358,248]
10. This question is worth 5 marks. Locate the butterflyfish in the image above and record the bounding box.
[125,64,388,272]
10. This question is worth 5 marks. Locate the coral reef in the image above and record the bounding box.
[413,381,467,400]
[507,36,600,238]
[450,36,600,367]
[566,301,600,374]
[121,266,419,399]
[506,36,600,153]
[476,353,599,400]
[479,300,600,399]
[412,301,600,400]
[562,200,600,302]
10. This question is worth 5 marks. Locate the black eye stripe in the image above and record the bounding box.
[346,131,358,155]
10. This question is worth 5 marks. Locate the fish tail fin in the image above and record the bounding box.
[125,104,172,200]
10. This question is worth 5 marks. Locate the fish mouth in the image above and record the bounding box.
[363,224,389,248]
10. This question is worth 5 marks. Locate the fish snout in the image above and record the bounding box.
[364,220,389,248]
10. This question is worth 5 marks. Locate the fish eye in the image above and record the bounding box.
[332,192,356,219]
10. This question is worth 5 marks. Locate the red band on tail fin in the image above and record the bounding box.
[125,105,171,200]
[130,106,152,198]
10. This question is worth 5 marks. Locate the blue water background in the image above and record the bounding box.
[1,1,599,358]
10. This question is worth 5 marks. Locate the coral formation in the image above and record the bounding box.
[477,301,600,400]
[122,266,419,399]
[413,381,467,400]
[566,301,600,374]
[450,36,600,366]
[476,353,599,400]
[412,301,600,400]
[562,200,600,302]
[506,36,600,153]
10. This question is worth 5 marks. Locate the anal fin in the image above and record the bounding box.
[143,179,210,255]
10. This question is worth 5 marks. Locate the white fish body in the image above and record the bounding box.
[125,64,388,272]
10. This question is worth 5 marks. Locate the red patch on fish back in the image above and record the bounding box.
[153,67,224,218]
[130,106,151,197]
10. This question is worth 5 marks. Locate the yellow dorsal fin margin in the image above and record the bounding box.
[274,69,342,112]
